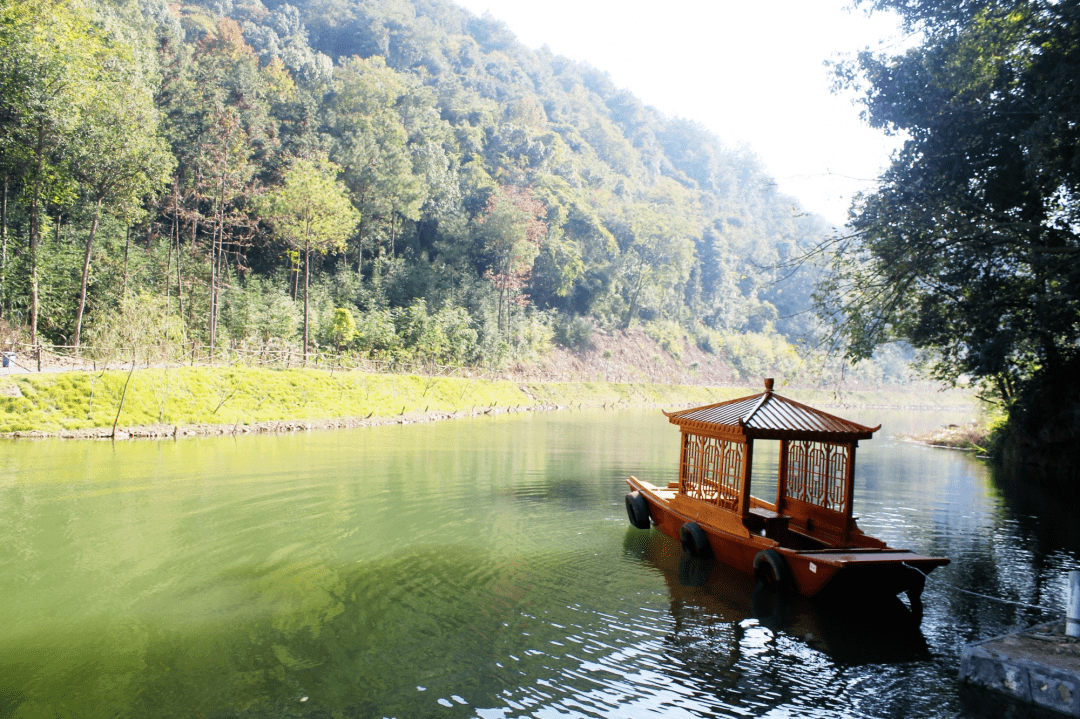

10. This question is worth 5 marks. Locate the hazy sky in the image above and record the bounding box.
[451,0,913,226]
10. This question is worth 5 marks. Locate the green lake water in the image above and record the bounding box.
[0,408,1077,718]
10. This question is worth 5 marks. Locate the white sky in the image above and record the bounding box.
[451,0,913,227]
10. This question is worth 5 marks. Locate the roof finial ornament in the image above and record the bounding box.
[764,378,774,393]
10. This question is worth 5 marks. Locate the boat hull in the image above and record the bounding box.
[627,476,949,600]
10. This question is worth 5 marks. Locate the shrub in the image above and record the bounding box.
[429,305,479,365]
[723,332,801,381]
[643,319,684,361]
[86,292,186,365]
[355,308,398,356]
[552,314,593,351]
[329,308,357,350]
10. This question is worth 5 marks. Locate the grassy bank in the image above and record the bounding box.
[898,415,1002,453]
[0,367,975,438]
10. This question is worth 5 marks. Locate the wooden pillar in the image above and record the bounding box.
[776,439,789,513]
[739,438,754,519]
[679,432,689,494]
[843,442,857,544]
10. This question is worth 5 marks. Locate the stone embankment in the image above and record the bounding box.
[961,621,1080,716]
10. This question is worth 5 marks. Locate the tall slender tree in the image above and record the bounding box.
[474,185,547,337]
[0,0,104,345]
[259,155,359,361]
[68,54,174,349]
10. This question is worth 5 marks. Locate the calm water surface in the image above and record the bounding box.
[1,408,1077,718]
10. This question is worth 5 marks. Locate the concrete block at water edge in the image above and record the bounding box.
[960,644,1032,703]
[1030,667,1080,715]
[960,622,1080,717]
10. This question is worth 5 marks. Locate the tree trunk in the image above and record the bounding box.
[389,212,396,258]
[29,124,45,346]
[209,222,217,360]
[73,201,102,350]
[292,255,299,300]
[122,226,131,295]
[303,238,311,364]
[209,185,226,361]
[356,190,368,277]
[497,283,505,334]
[175,193,184,320]
[1,172,7,318]
[622,260,648,330]
[166,201,174,314]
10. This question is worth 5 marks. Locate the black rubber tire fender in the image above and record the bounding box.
[753,548,790,592]
[624,491,651,529]
[679,521,713,559]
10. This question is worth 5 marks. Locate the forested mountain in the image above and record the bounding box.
[0,0,832,369]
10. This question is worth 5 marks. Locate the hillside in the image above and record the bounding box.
[0,0,834,385]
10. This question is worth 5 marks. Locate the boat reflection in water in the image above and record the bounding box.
[625,528,932,667]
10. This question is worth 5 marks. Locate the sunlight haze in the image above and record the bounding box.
[452,0,912,226]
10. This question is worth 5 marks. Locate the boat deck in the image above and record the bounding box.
[794,548,947,565]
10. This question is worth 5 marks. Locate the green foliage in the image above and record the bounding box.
[85,291,186,364]
[329,307,356,349]
[820,0,1080,407]
[354,307,398,356]
[719,331,802,382]
[643,319,685,361]
[393,299,479,364]
[551,314,593,351]
[258,154,361,354]
[327,55,441,269]
[473,185,547,337]
[259,156,359,256]
[612,195,695,330]
[502,308,553,363]
[0,0,843,380]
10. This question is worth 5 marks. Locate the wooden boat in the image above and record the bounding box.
[625,379,949,603]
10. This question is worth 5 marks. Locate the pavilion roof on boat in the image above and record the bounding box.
[663,378,880,444]
[662,379,881,544]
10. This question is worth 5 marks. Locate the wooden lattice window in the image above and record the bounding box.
[682,434,743,512]
[787,441,850,513]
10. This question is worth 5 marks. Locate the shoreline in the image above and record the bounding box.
[5,399,978,443]
[895,419,995,453]
[0,365,978,441]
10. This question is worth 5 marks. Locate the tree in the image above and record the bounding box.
[156,16,279,354]
[327,56,430,275]
[68,50,174,350]
[0,0,105,345]
[817,0,1080,405]
[259,155,359,361]
[473,185,546,337]
[613,195,695,330]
